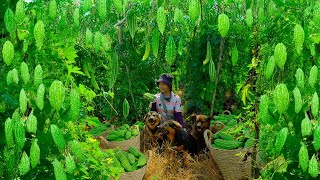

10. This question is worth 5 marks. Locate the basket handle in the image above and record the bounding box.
[98,135,109,150]
[204,129,213,148]
[211,121,225,134]
[212,121,225,128]
[222,110,231,115]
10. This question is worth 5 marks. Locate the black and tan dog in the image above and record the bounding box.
[144,111,162,146]
[157,120,197,166]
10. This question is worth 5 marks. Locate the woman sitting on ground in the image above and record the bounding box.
[149,73,185,128]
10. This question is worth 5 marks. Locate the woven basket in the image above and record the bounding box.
[119,150,152,180]
[204,129,252,180]
[98,131,141,151]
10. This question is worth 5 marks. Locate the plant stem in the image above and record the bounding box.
[102,93,118,115]
[124,63,137,112]
[50,109,57,123]
[210,38,225,116]
[252,118,260,178]
[115,4,137,116]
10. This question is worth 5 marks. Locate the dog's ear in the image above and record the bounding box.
[206,115,214,122]
[155,112,162,120]
[190,114,197,121]
[170,121,182,130]
[144,112,150,121]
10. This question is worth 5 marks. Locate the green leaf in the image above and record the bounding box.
[67,65,85,76]
[64,46,78,63]
[263,155,291,174]
[86,116,101,126]
[87,106,94,112]
[107,90,115,99]
[310,33,320,44]
[17,29,28,40]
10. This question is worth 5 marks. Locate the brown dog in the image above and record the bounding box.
[191,114,213,154]
[144,111,162,146]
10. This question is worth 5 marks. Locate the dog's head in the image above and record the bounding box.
[144,111,161,130]
[191,114,212,133]
[157,120,182,138]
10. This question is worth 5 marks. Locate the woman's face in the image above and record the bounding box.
[159,82,170,93]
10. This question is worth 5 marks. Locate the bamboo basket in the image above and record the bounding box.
[119,150,152,180]
[204,129,252,180]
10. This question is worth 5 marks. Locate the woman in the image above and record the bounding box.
[149,73,185,128]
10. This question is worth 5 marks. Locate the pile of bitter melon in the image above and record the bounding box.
[105,122,144,141]
[88,120,145,141]
[133,121,145,131]
[211,113,237,127]
[87,122,111,137]
[211,113,255,150]
[112,146,147,172]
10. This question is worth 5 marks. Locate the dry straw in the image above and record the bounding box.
[143,147,222,180]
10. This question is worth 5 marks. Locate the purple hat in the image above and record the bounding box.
[157,73,173,89]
